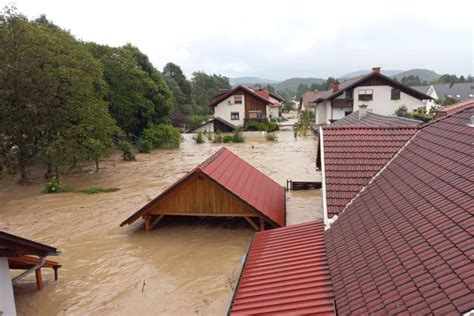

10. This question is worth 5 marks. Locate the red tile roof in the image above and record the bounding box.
[121,148,286,228]
[229,221,335,315]
[320,126,418,218]
[299,91,324,110]
[436,98,474,117]
[325,105,474,315]
[209,85,272,107]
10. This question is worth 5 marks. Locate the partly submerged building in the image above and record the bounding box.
[230,101,474,315]
[121,148,286,231]
[0,231,61,316]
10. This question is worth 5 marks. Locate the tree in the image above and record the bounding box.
[394,105,411,118]
[191,71,231,114]
[401,75,422,86]
[296,84,310,100]
[0,7,118,180]
[86,43,172,136]
[163,62,193,106]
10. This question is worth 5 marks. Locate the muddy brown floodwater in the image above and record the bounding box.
[0,130,322,316]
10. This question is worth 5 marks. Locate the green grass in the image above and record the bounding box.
[80,186,120,194]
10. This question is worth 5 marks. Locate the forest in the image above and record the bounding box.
[0,6,231,181]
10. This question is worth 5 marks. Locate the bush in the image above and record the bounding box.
[223,135,234,143]
[394,105,411,118]
[118,140,136,161]
[43,177,73,194]
[195,131,204,144]
[213,131,223,143]
[137,138,152,153]
[232,129,245,143]
[188,115,209,130]
[265,121,279,132]
[244,119,261,131]
[141,124,181,149]
[266,133,278,142]
[244,119,279,132]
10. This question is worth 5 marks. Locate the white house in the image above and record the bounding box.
[312,67,432,125]
[412,82,474,111]
[208,85,283,128]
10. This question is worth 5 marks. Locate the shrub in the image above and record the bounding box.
[118,140,136,161]
[137,138,152,153]
[232,129,245,143]
[213,131,223,143]
[195,131,204,144]
[188,115,209,130]
[394,105,411,118]
[265,121,279,132]
[244,119,279,132]
[43,177,73,194]
[141,124,181,149]
[223,135,234,143]
[244,119,261,131]
[266,133,278,142]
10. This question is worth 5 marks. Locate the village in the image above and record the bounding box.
[1,2,473,315]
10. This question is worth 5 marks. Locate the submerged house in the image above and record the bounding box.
[206,85,283,130]
[229,101,474,315]
[121,148,286,231]
[0,231,61,316]
[311,67,431,125]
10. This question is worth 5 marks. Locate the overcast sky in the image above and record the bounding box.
[7,0,474,80]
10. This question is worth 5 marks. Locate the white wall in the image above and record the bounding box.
[332,107,353,120]
[0,257,16,316]
[268,106,280,119]
[193,121,214,133]
[214,95,245,126]
[353,85,425,115]
[315,101,330,125]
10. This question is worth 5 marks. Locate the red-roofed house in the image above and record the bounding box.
[312,67,432,125]
[299,91,324,112]
[317,125,418,224]
[208,85,283,129]
[120,148,286,231]
[228,221,335,315]
[230,101,474,315]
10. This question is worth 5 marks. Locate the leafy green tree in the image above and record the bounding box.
[296,84,310,99]
[0,7,117,180]
[191,71,231,114]
[86,43,172,137]
[163,62,193,106]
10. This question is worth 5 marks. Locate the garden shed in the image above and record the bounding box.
[120,147,286,231]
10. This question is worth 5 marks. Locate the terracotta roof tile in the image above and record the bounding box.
[321,125,418,217]
[229,221,335,315]
[325,105,474,314]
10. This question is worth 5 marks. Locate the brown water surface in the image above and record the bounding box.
[0,130,322,315]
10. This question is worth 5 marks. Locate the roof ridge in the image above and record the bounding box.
[197,147,227,170]
[421,101,474,128]
[324,125,419,130]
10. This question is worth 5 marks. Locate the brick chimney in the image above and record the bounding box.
[372,67,381,74]
[359,104,368,119]
[332,81,340,92]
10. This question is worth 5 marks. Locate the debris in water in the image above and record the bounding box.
[142,280,146,293]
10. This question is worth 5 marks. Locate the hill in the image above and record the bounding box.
[339,69,404,80]
[229,76,280,85]
[393,69,441,82]
[274,77,325,91]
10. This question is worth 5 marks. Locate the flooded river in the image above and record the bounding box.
[0,130,322,315]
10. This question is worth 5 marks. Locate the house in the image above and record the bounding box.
[120,147,286,231]
[312,67,431,125]
[329,106,422,127]
[298,91,323,113]
[230,101,474,315]
[412,82,474,111]
[188,117,237,133]
[208,85,283,128]
[1,231,61,316]
[228,221,335,315]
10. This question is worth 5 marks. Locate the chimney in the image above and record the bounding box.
[332,81,340,92]
[372,67,381,74]
[359,104,368,119]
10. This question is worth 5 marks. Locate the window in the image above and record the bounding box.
[344,110,353,116]
[231,112,239,120]
[391,88,401,100]
[234,95,243,104]
[358,89,373,101]
[248,111,262,119]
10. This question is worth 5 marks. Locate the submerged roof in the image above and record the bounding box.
[325,105,474,314]
[312,72,431,103]
[320,126,418,218]
[0,231,59,257]
[187,116,237,132]
[120,148,286,227]
[229,221,335,315]
[209,85,273,107]
[330,111,422,127]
